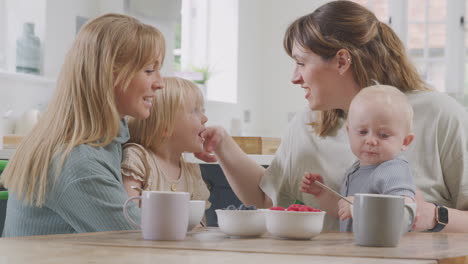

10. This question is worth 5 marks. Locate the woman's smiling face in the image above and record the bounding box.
[290,43,346,111]
[115,63,164,119]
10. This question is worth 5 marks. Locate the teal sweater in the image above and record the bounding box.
[3,120,140,237]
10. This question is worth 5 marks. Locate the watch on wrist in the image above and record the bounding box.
[427,203,448,232]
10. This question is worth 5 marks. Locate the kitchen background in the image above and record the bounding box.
[0,0,467,144]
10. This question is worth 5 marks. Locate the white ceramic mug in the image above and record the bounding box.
[188,200,206,231]
[352,193,416,247]
[123,191,189,240]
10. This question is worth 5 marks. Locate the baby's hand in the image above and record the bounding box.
[338,196,354,220]
[300,173,324,196]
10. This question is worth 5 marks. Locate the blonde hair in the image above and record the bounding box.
[349,84,414,133]
[127,77,204,152]
[283,0,431,137]
[2,13,165,206]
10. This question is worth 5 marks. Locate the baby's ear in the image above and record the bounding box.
[401,133,415,151]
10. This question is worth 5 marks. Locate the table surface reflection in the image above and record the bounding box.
[1,227,467,264]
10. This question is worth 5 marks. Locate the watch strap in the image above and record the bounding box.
[427,203,448,232]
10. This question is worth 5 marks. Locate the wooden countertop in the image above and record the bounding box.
[2,228,467,263]
[0,241,435,264]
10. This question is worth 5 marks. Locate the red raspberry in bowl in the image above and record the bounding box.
[286,204,321,212]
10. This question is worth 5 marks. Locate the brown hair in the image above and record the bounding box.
[284,0,430,137]
[2,13,165,206]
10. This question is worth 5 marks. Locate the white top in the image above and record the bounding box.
[260,91,468,231]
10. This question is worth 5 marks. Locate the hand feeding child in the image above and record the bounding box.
[300,84,416,232]
[121,77,211,216]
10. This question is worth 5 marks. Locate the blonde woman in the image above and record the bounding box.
[2,13,165,237]
[199,1,468,232]
[121,77,210,212]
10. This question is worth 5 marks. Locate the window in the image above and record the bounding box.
[353,0,390,23]
[354,0,468,106]
[175,0,238,103]
[407,0,446,94]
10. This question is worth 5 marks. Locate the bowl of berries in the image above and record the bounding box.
[265,204,325,240]
[215,204,266,238]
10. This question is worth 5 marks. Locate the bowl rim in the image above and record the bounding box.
[215,209,263,213]
[264,209,326,215]
[190,200,206,204]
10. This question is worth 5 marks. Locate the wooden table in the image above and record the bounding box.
[1,228,467,263]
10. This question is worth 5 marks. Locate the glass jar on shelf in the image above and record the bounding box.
[16,22,41,75]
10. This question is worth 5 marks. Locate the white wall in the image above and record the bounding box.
[1,0,330,138]
[235,0,328,137]
[43,0,100,77]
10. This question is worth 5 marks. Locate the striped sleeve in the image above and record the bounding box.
[371,158,416,198]
[50,155,141,232]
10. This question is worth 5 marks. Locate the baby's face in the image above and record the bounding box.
[346,102,410,166]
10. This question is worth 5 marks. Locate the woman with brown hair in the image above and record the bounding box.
[198,1,468,232]
[2,13,165,236]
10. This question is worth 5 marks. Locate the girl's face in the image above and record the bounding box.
[115,63,164,119]
[170,91,208,153]
[290,43,350,111]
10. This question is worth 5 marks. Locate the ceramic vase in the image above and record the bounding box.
[16,22,41,74]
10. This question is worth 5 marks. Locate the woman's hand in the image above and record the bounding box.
[338,196,354,220]
[412,188,436,231]
[194,126,227,162]
[300,173,325,196]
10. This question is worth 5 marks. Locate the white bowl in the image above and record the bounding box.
[215,209,266,237]
[265,209,326,240]
[188,200,206,231]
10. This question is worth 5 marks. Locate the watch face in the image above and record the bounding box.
[438,206,449,224]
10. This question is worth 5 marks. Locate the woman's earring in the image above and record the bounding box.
[347,58,352,64]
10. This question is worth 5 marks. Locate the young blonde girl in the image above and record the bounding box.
[2,13,165,237]
[122,77,210,209]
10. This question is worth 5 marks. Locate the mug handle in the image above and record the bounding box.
[123,196,142,229]
[402,203,417,233]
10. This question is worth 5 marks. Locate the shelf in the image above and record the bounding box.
[0,70,55,86]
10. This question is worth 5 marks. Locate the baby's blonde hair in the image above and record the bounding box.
[128,77,204,152]
[349,84,414,133]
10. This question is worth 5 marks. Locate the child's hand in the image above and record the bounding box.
[338,196,354,220]
[194,126,226,162]
[300,173,325,196]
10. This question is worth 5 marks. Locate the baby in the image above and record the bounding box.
[300,84,416,232]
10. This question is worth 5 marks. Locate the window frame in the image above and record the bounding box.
[359,0,467,105]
